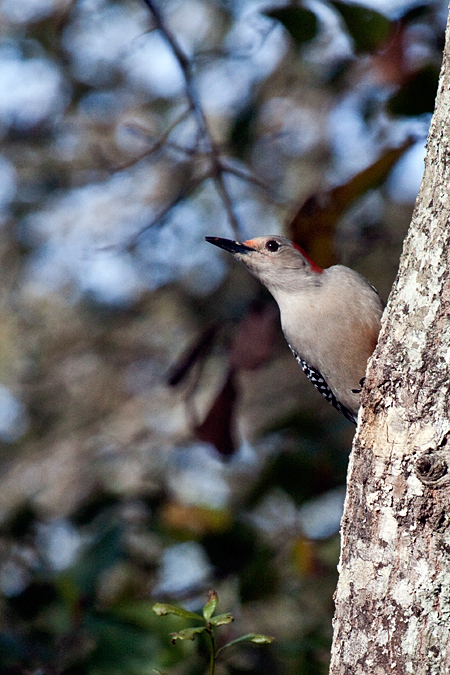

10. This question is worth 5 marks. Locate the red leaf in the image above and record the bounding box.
[195,371,237,456]
[229,303,278,371]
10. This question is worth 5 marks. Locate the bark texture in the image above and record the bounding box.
[329,10,450,675]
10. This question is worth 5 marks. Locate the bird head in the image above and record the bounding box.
[205,235,323,294]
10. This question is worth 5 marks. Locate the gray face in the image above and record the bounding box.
[206,235,322,294]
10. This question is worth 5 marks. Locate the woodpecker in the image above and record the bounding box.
[205,235,384,424]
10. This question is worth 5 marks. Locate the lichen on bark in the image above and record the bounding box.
[329,8,450,675]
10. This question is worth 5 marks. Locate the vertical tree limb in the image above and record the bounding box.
[329,8,450,674]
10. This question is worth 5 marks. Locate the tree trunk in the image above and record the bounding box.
[329,10,450,675]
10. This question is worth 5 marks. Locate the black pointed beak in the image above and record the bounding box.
[205,237,254,255]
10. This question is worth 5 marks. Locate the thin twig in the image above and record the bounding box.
[219,159,283,203]
[113,106,192,172]
[207,626,216,675]
[118,124,282,203]
[127,172,208,249]
[118,125,282,205]
[194,19,277,64]
[141,0,242,237]
[97,171,207,253]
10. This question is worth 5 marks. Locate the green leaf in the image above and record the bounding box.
[210,613,234,626]
[331,1,392,53]
[216,633,275,656]
[248,634,275,644]
[265,6,318,46]
[170,626,206,643]
[153,603,204,622]
[203,590,219,620]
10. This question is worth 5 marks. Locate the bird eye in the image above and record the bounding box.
[265,240,279,252]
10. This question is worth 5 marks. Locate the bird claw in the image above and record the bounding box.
[351,377,366,394]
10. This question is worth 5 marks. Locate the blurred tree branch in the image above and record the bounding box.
[141,0,243,238]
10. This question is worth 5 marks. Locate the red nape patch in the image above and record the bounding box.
[292,242,323,273]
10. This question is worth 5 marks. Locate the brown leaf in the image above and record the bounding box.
[288,138,414,268]
[195,371,237,456]
[370,19,408,86]
[167,325,218,386]
[229,303,278,371]
[161,502,232,535]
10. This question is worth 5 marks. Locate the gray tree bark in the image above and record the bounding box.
[329,9,450,675]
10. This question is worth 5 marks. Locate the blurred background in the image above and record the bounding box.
[0,0,445,673]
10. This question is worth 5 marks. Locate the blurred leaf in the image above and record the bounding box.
[281,627,332,674]
[331,1,392,53]
[388,65,440,116]
[167,325,218,386]
[194,303,279,456]
[72,492,121,526]
[229,105,256,158]
[369,22,406,87]
[153,603,204,622]
[288,138,414,267]
[399,3,430,22]
[6,503,36,537]
[202,523,257,576]
[248,448,340,507]
[203,590,219,620]
[7,581,58,621]
[265,6,318,46]
[195,371,237,456]
[55,573,80,614]
[210,613,234,626]
[316,533,341,569]
[292,536,316,576]
[240,546,278,602]
[71,520,124,597]
[0,630,35,668]
[170,626,206,643]
[229,303,278,371]
[160,502,232,537]
[81,612,170,675]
